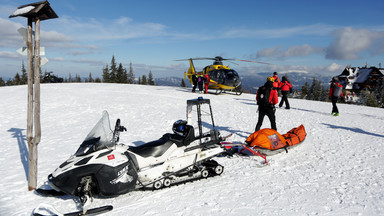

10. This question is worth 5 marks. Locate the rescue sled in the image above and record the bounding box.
[222,125,306,164]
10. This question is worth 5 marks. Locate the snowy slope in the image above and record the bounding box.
[1,83,383,215]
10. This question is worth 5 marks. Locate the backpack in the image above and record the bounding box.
[333,83,343,97]
[257,86,273,108]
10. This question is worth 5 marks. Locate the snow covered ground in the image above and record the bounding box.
[1,83,383,215]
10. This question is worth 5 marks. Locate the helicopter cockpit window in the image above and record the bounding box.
[226,69,238,79]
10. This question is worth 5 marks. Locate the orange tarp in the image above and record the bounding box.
[246,125,306,150]
[246,128,287,150]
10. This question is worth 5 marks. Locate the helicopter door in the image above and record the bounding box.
[216,70,225,84]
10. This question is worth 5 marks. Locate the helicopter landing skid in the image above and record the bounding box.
[215,88,242,96]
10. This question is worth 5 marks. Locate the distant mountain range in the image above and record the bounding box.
[155,72,333,93]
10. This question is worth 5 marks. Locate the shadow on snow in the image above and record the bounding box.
[8,128,29,181]
[321,123,384,138]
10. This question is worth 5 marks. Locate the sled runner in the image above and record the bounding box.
[222,125,306,164]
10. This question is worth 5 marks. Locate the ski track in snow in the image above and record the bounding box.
[0,83,383,215]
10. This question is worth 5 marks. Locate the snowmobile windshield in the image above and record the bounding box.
[75,111,115,156]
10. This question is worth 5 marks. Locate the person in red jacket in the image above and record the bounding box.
[255,77,279,131]
[329,77,344,116]
[278,76,293,109]
[272,72,280,89]
[203,73,210,94]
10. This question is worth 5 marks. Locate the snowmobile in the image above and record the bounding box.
[35,97,225,215]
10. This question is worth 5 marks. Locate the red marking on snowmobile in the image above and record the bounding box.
[107,154,115,160]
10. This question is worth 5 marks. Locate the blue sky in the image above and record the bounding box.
[1,0,384,79]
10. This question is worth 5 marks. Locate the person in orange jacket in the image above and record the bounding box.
[203,73,210,94]
[272,72,280,89]
[278,76,293,109]
[255,77,279,131]
[329,77,344,116]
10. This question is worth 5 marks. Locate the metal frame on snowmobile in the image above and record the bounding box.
[129,97,225,190]
[186,97,220,144]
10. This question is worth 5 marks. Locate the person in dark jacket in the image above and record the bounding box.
[191,74,198,93]
[255,77,279,132]
[278,76,293,109]
[329,77,344,116]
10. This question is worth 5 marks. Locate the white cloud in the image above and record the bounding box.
[0,51,22,59]
[72,58,105,65]
[326,27,384,60]
[0,18,24,47]
[240,62,345,77]
[256,44,324,59]
[51,57,66,61]
[51,15,168,41]
[222,23,338,39]
[326,62,344,72]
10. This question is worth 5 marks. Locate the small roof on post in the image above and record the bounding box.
[9,0,58,20]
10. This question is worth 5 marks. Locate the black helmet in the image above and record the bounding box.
[173,120,187,136]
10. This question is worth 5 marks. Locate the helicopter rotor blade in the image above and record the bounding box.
[225,60,239,66]
[174,57,273,65]
[174,57,216,61]
[233,59,273,65]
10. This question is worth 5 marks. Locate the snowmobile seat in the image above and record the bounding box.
[183,125,195,146]
[169,125,195,147]
[128,136,173,158]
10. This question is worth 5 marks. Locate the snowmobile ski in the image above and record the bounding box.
[33,204,113,216]
[35,188,66,197]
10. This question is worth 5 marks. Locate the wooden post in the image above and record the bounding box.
[26,17,35,191]
[9,0,58,191]
[27,17,42,191]
[33,17,41,147]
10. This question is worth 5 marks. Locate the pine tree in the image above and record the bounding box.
[122,68,128,83]
[301,82,309,99]
[14,73,21,85]
[127,62,135,84]
[109,56,118,83]
[75,74,82,82]
[88,72,94,83]
[307,78,323,101]
[148,71,155,85]
[360,90,378,107]
[374,79,384,108]
[0,77,5,87]
[320,85,328,102]
[6,78,13,86]
[141,75,147,85]
[116,63,125,83]
[21,61,28,84]
[102,64,110,83]
[68,73,72,82]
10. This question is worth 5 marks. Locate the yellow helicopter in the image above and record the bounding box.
[176,56,270,95]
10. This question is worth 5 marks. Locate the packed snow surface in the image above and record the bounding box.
[1,83,383,215]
